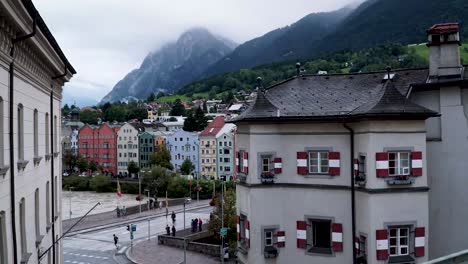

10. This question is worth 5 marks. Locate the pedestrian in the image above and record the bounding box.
[171,211,176,223]
[191,219,196,233]
[149,199,153,209]
[113,234,119,249]
[166,225,170,236]
[171,225,176,237]
[198,218,203,232]
[165,207,169,218]
[159,201,163,210]
[194,218,199,232]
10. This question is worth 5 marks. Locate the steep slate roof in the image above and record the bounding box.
[200,116,225,137]
[232,68,439,122]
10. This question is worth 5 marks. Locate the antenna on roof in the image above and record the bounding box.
[296,62,301,77]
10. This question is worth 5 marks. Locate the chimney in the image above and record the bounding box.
[427,23,462,79]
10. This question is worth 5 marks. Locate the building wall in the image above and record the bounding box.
[216,132,234,180]
[166,130,199,175]
[117,123,139,176]
[138,132,155,169]
[199,136,217,179]
[236,121,429,264]
[411,85,468,259]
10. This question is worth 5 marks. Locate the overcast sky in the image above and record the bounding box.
[35,0,355,104]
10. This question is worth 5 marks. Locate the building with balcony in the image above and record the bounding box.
[216,124,236,181]
[166,130,200,176]
[117,123,139,177]
[78,123,119,176]
[0,1,76,264]
[199,116,225,179]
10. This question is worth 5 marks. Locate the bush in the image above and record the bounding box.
[90,175,113,192]
[62,176,90,191]
[167,177,189,198]
[120,182,140,194]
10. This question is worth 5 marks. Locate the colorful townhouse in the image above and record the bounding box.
[166,130,200,176]
[117,123,139,177]
[199,116,225,179]
[78,123,119,176]
[216,124,236,181]
[138,132,157,169]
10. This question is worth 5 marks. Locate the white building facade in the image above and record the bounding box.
[117,123,139,177]
[0,1,75,264]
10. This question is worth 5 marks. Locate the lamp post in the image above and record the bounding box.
[221,176,225,264]
[68,187,75,220]
[183,198,191,264]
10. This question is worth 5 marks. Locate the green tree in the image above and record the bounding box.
[167,176,189,198]
[80,110,100,125]
[151,145,174,170]
[77,157,88,172]
[88,160,98,172]
[142,166,171,198]
[183,112,197,132]
[156,91,166,99]
[194,107,208,131]
[90,175,112,192]
[208,189,237,247]
[104,105,126,122]
[169,99,186,116]
[180,159,195,175]
[127,161,140,177]
[222,91,235,104]
[62,104,71,117]
[147,93,156,102]
[62,149,77,171]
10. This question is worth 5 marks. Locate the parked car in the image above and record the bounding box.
[79,172,87,177]
[62,172,69,177]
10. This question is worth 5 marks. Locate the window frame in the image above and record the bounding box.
[308,151,329,174]
[306,217,333,255]
[0,211,7,264]
[238,150,245,174]
[239,214,247,248]
[388,151,411,176]
[261,157,270,173]
[389,226,410,257]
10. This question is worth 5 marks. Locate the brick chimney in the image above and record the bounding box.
[427,23,462,79]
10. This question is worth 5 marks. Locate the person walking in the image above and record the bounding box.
[159,201,163,210]
[194,218,199,232]
[198,218,203,232]
[191,219,196,233]
[171,211,176,223]
[165,207,169,218]
[171,225,176,237]
[113,234,119,249]
[166,225,171,236]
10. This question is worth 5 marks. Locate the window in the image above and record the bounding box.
[224,142,227,147]
[192,146,195,151]
[33,109,38,157]
[54,115,58,150]
[20,198,27,255]
[219,149,222,154]
[225,166,231,172]
[17,104,24,160]
[180,137,183,142]
[35,189,40,239]
[389,227,410,256]
[219,157,223,162]
[229,142,232,147]
[54,176,58,214]
[219,142,222,147]
[212,159,216,163]
[224,149,230,154]
[239,215,247,247]
[265,230,274,246]
[201,159,204,163]
[224,158,230,163]
[0,211,6,263]
[359,235,367,257]
[389,152,410,176]
[182,146,184,151]
[262,157,270,173]
[238,150,245,173]
[308,151,328,174]
[358,155,366,176]
[220,166,223,171]
[307,219,332,254]
[212,149,216,154]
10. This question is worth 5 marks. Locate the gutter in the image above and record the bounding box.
[9,14,37,264]
[343,123,357,264]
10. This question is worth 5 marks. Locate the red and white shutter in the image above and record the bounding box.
[276,231,285,248]
[354,159,359,177]
[376,229,389,260]
[355,237,360,255]
[376,152,389,177]
[414,227,425,257]
[411,151,423,176]
[243,152,249,175]
[274,158,282,174]
[236,216,240,241]
[235,152,239,173]
[245,220,250,248]
[296,221,307,249]
[332,223,343,252]
[297,152,308,175]
[329,152,340,176]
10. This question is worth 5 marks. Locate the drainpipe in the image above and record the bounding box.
[49,63,67,264]
[343,123,356,264]
[9,15,36,264]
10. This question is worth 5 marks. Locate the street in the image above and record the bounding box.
[63,206,213,264]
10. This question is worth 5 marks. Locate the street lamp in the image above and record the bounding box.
[69,186,75,220]
[183,197,191,264]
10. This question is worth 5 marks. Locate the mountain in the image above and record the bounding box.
[100,28,236,103]
[203,6,355,77]
[312,0,468,54]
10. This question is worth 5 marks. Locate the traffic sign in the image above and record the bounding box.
[220,227,228,237]
[132,224,137,232]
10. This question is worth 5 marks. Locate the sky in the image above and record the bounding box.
[34,0,355,106]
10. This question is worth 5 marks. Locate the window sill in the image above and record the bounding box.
[0,166,10,177]
[33,156,43,166]
[17,160,29,171]
[20,252,32,264]
[304,174,334,179]
[45,154,52,161]
[307,247,333,255]
[36,235,44,248]
[237,246,248,255]
[388,255,415,264]
[237,174,247,183]
[355,176,366,186]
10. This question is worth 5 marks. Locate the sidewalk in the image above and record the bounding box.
[63,199,211,233]
[127,237,220,264]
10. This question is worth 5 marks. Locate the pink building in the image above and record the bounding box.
[78,123,119,176]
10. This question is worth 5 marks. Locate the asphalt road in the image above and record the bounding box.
[63,206,213,264]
